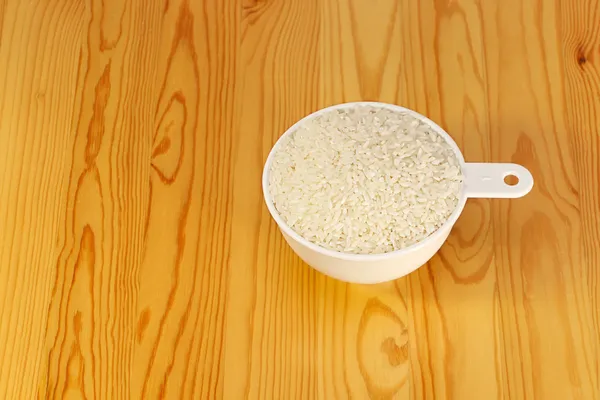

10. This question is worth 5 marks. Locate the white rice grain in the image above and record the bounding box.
[268,105,463,255]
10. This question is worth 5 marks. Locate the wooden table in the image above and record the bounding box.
[1,0,598,398]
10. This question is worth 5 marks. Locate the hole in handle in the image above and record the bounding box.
[503,174,519,186]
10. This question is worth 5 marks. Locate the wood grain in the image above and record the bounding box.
[0,0,598,398]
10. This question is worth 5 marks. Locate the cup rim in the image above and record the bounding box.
[262,101,468,261]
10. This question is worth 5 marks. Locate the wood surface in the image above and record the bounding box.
[0,0,599,398]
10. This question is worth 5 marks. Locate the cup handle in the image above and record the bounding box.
[463,162,534,198]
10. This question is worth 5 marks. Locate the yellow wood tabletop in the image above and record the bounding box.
[0,0,599,398]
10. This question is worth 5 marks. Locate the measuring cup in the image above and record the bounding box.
[262,102,534,284]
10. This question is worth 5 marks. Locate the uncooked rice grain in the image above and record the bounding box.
[268,105,463,255]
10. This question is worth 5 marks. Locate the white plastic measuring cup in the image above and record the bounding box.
[262,102,534,284]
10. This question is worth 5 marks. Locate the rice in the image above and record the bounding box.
[268,105,463,255]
